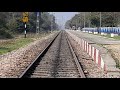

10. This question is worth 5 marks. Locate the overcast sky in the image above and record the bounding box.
[49,12,78,29]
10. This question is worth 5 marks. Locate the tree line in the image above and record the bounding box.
[65,12,120,29]
[0,12,59,39]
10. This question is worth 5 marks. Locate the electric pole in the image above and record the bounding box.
[51,12,54,33]
[100,12,101,28]
[84,12,86,28]
[50,13,52,33]
[36,12,40,34]
[89,12,91,28]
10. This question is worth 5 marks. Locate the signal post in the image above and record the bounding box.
[22,12,29,38]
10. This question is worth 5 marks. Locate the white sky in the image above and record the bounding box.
[49,12,78,29]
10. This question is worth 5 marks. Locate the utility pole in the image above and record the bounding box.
[50,12,53,33]
[84,12,86,28]
[113,12,115,27]
[55,18,57,30]
[36,12,40,34]
[100,12,101,28]
[51,12,55,33]
[62,16,63,30]
[76,18,77,30]
[89,12,91,28]
[79,15,81,30]
[51,17,53,33]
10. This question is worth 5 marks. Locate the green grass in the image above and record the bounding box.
[0,38,33,55]
[0,31,57,55]
[100,34,120,40]
[111,35,120,40]
[108,49,120,68]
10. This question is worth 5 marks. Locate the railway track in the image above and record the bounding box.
[19,30,86,78]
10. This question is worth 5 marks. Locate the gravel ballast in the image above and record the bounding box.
[30,31,80,78]
[0,32,59,78]
[67,32,120,78]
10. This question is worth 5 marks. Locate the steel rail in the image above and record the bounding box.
[65,33,86,78]
[19,31,60,78]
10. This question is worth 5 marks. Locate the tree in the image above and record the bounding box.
[0,12,59,38]
[65,12,120,29]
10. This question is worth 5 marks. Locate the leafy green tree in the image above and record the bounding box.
[65,12,120,29]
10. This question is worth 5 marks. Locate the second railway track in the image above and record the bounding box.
[19,30,86,78]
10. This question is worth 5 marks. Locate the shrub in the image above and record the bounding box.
[0,29,13,39]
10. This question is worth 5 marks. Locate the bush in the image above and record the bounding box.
[0,29,13,39]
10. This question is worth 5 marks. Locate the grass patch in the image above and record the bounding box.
[112,35,120,40]
[100,34,120,40]
[110,52,120,68]
[0,38,33,55]
[0,31,57,55]
[106,49,120,68]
